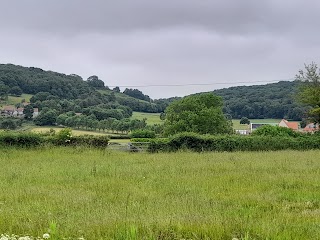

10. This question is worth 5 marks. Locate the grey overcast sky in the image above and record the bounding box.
[1,0,319,98]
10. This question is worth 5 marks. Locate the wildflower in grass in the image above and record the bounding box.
[43,233,50,239]
[0,234,9,240]
[18,236,31,240]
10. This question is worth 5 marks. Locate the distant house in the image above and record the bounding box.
[250,123,278,132]
[33,108,39,118]
[278,119,299,131]
[1,105,15,116]
[235,130,250,135]
[17,108,24,115]
[303,123,319,133]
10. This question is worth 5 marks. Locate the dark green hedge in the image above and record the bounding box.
[130,130,156,139]
[108,135,131,139]
[148,132,320,153]
[0,132,109,148]
[47,135,109,148]
[0,132,43,147]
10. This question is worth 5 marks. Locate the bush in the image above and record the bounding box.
[130,130,156,139]
[108,135,131,139]
[0,132,43,147]
[131,138,154,142]
[148,132,320,153]
[252,125,300,137]
[70,135,109,148]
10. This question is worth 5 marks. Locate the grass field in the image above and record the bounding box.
[232,119,282,130]
[130,113,282,130]
[0,148,319,239]
[31,127,110,136]
[131,112,163,125]
[0,94,33,107]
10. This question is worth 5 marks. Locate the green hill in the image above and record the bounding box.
[213,81,306,121]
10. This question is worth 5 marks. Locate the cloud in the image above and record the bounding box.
[1,0,320,98]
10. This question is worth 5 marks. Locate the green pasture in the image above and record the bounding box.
[130,113,282,130]
[0,94,33,107]
[0,148,319,239]
[31,127,110,136]
[131,111,163,125]
[232,119,282,130]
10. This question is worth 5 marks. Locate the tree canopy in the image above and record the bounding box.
[296,62,320,123]
[164,93,233,136]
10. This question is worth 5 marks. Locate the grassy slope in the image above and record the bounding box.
[0,94,33,107]
[31,127,109,136]
[131,111,163,125]
[0,148,319,239]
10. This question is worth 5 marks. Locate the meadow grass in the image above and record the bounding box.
[131,112,163,125]
[0,148,319,239]
[0,94,33,107]
[31,127,110,136]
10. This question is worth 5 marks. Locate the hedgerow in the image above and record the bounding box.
[0,131,43,147]
[148,132,320,152]
[0,131,109,148]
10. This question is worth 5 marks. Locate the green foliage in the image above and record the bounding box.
[123,88,151,102]
[240,117,250,125]
[164,93,233,136]
[87,75,105,89]
[252,125,300,137]
[214,81,305,120]
[130,138,153,142]
[130,129,156,139]
[46,128,110,147]
[0,132,43,147]
[108,135,131,139]
[0,117,22,130]
[296,62,320,123]
[0,82,9,100]
[55,128,73,144]
[34,109,58,126]
[23,104,34,120]
[70,135,109,148]
[9,86,22,96]
[148,132,320,152]
[160,112,166,120]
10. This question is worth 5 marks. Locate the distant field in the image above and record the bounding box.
[232,119,282,130]
[130,114,281,129]
[0,149,319,239]
[0,94,33,107]
[132,111,163,125]
[31,127,109,136]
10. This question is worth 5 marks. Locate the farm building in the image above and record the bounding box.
[278,119,299,131]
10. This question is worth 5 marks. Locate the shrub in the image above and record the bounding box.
[108,135,131,139]
[148,132,320,153]
[130,130,156,139]
[0,132,43,147]
[70,135,109,148]
[252,125,300,137]
[131,138,154,142]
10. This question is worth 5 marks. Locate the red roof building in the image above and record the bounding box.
[278,119,299,131]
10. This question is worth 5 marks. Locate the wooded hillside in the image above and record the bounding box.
[213,81,306,120]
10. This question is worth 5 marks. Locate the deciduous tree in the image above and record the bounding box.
[164,93,233,136]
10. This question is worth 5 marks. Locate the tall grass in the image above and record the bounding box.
[0,148,319,239]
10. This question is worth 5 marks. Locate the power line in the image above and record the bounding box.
[108,78,295,88]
